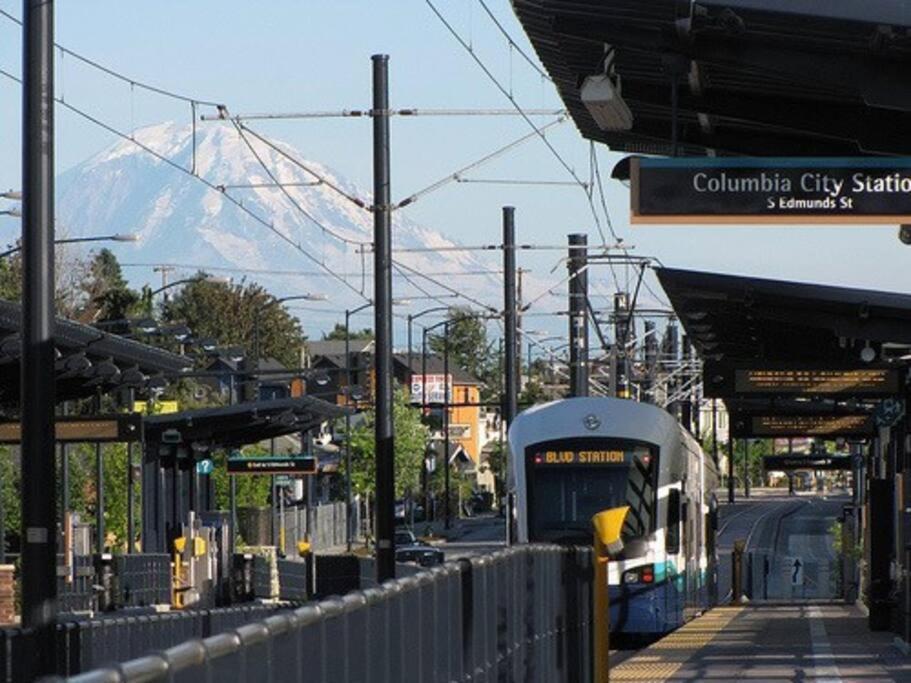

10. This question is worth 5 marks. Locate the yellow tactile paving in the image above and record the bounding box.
[610,607,744,681]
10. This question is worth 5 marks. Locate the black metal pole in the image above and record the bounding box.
[568,233,588,397]
[728,435,735,504]
[96,442,104,551]
[228,374,236,557]
[21,0,57,667]
[407,314,413,379]
[503,207,518,425]
[127,441,134,553]
[345,308,353,552]
[372,54,395,582]
[711,398,719,468]
[443,321,451,530]
[743,438,751,498]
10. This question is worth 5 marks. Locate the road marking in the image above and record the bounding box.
[808,605,842,683]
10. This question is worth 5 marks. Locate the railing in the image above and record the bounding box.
[63,544,594,683]
[0,602,300,681]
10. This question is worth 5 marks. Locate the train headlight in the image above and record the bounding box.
[622,571,639,584]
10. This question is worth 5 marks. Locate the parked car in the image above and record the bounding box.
[394,530,445,567]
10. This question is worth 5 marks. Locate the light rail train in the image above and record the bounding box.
[508,397,720,636]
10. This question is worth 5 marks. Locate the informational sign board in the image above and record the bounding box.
[132,400,180,415]
[410,374,452,405]
[763,455,852,471]
[874,398,906,428]
[0,415,142,443]
[196,459,214,475]
[227,456,317,475]
[704,363,900,398]
[631,157,911,224]
[731,414,875,438]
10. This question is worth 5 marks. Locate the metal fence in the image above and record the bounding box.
[277,501,357,554]
[0,602,300,681]
[63,544,594,683]
[113,554,171,608]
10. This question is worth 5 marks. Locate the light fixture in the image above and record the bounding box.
[899,225,911,245]
[860,342,876,363]
[580,50,633,132]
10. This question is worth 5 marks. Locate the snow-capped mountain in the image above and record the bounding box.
[56,122,502,330]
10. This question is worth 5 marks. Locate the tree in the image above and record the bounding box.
[344,387,430,498]
[162,277,305,369]
[323,323,373,341]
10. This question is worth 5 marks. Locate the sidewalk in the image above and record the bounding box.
[612,603,911,681]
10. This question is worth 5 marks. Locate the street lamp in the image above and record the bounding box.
[149,273,230,298]
[406,306,453,378]
[0,233,139,258]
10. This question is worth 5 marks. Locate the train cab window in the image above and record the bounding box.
[666,488,681,554]
[525,440,657,544]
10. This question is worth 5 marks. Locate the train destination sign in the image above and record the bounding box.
[227,456,317,475]
[732,414,875,438]
[530,448,649,466]
[631,157,911,224]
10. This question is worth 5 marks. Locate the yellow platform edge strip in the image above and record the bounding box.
[610,607,744,681]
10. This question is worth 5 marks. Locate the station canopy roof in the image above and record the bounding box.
[513,0,911,156]
[144,396,350,451]
[656,267,911,420]
[656,267,911,364]
[0,300,191,407]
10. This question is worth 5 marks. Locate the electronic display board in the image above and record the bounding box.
[227,456,317,475]
[530,447,650,466]
[763,455,852,472]
[0,415,142,443]
[734,368,898,396]
[631,157,911,224]
[732,414,875,438]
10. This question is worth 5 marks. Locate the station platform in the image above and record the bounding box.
[611,603,911,681]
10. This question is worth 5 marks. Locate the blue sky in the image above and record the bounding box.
[0,0,908,342]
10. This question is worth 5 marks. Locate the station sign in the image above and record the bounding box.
[227,455,317,475]
[631,157,911,224]
[0,415,142,443]
[763,455,852,471]
[704,363,900,398]
[731,414,875,438]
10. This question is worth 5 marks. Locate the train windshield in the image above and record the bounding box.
[525,438,657,544]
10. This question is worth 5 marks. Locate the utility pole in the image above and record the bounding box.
[372,54,395,582]
[503,208,518,425]
[21,0,57,671]
[567,233,588,397]
[504,209,519,546]
[643,320,658,403]
[613,292,629,398]
[516,266,524,389]
[443,321,451,530]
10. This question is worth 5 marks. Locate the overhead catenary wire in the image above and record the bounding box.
[229,119,369,247]
[0,8,222,108]
[425,0,618,247]
[475,0,552,83]
[394,115,566,209]
[236,121,371,212]
[119,262,506,278]
[201,108,566,122]
[0,67,369,303]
